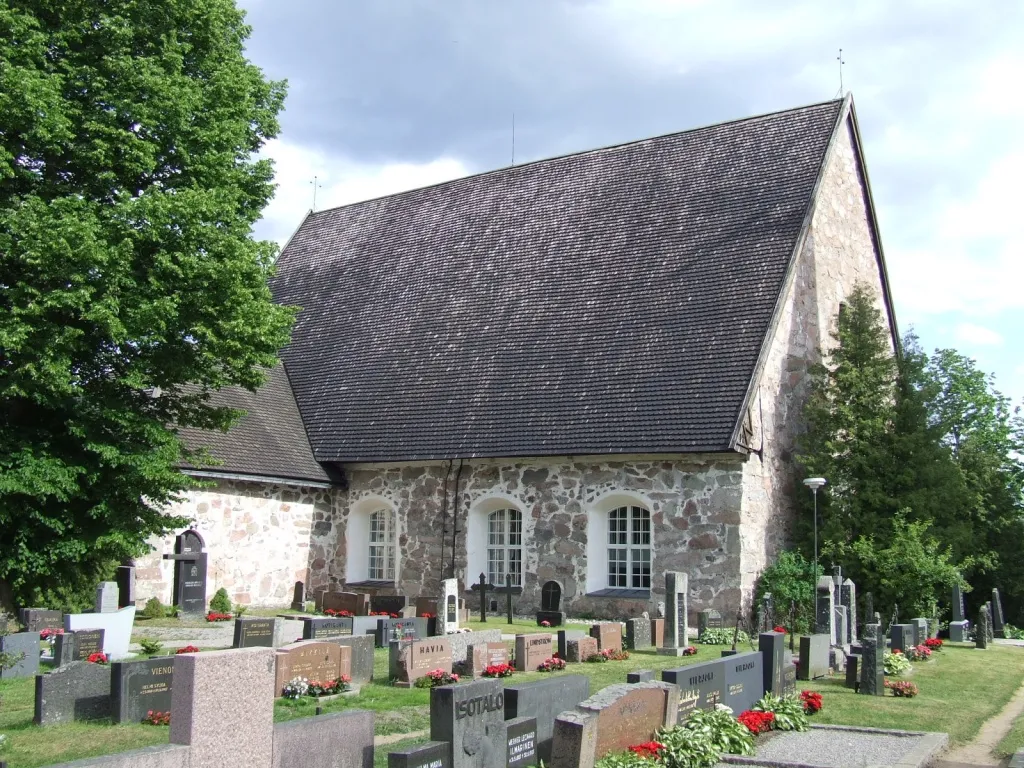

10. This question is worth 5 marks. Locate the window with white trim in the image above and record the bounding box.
[487,508,522,587]
[368,509,396,580]
[607,505,651,589]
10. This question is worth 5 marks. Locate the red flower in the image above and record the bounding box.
[682,646,698,656]
[629,742,665,759]
[540,620,551,627]
[87,651,108,665]
[737,710,774,734]
[419,612,436,618]
[205,612,232,622]
[800,690,823,714]
[176,645,200,654]
[924,638,943,650]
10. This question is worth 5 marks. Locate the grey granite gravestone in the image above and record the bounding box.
[890,624,914,654]
[22,609,62,633]
[389,742,452,768]
[863,593,874,636]
[834,606,848,649]
[506,716,538,768]
[992,589,1006,638]
[0,632,39,679]
[290,581,306,612]
[697,609,723,639]
[116,566,136,609]
[797,634,830,680]
[662,658,726,719]
[911,618,929,648]
[54,629,105,666]
[845,655,860,689]
[859,623,885,695]
[503,675,590,763]
[302,616,354,640]
[375,617,429,647]
[658,572,688,655]
[986,601,995,642]
[840,579,857,643]
[950,620,969,643]
[331,634,376,684]
[431,678,507,768]
[722,651,763,713]
[34,661,112,725]
[272,709,374,768]
[952,584,966,622]
[95,581,119,613]
[782,650,797,696]
[977,605,989,649]
[233,617,277,648]
[625,618,652,650]
[556,629,584,659]
[111,656,174,724]
[627,670,654,683]
[815,576,835,644]
[759,631,785,696]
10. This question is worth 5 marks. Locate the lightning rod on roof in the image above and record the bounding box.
[836,48,846,98]
[511,112,516,167]
[309,175,323,212]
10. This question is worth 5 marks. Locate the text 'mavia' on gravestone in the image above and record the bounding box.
[111,656,174,724]
[164,528,208,618]
[393,637,453,687]
[551,681,678,768]
[430,678,507,768]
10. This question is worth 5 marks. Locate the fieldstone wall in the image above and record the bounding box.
[134,478,342,608]
[737,113,896,600]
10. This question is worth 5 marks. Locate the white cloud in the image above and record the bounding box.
[257,139,471,244]
[953,323,1003,347]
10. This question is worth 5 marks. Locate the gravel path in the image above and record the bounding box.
[743,728,922,767]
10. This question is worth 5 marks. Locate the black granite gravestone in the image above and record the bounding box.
[302,616,354,640]
[291,581,306,612]
[431,678,506,768]
[233,617,276,648]
[21,609,62,633]
[116,566,135,609]
[627,670,655,683]
[111,657,174,724]
[503,675,590,763]
[662,659,726,719]
[54,629,105,666]
[951,585,965,622]
[797,635,830,680]
[722,651,763,713]
[34,661,112,725]
[370,595,408,616]
[758,631,785,696]
[859,623,885,695]
[556,630,585,660]
[506,716,538,768]
[374,617,428,647]
[541,582,561,611]
[389,741,451,768]
[166,528,208,618]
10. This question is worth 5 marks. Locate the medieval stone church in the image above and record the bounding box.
[134,95,899,621]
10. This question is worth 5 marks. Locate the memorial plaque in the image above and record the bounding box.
[566,637,597,663]
[504,676,590,764]
[389,741,451,768]
[111,656,174,723]
[626,618,652,650]
[722,651,762,713]
[515,634,553,672]
[233,617,276,648]
[370,595,408,616]
[375,617,429,647]
[589,623,622,653]
[430,678,506,768]
[302,616,355,640]
[394,638,453,686]
[507,717,538,768]
[274,642,351,696]
[662,659,725,718]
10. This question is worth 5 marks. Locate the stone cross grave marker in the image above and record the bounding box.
[95,581,119,613]
[393,637,453,687]
[815,576,835,644]
[515,633,553,672]
[111,656,174,724]
[992,589,1006,638]
[233,617,276,648]
[662,658,726,719]
[840,578,857,644]
[625,618,652,650]
[859,623,885,695]
[551,681,678,768]
[589,623,621,653]
[504,676,590,764]
[658,572,688,655]
[441,578,460,635]
[163,528,208,618]
[477,573,489,623]
[430,677,507,768]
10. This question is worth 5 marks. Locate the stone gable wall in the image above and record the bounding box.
[134,478,341,608]
[737,114,896,600]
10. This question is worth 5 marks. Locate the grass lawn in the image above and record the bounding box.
[804,642,1024,746]
[996,710,1024,759]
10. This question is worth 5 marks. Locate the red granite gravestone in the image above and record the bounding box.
[651,619,665,647]
[589,623,622,653]
[566,636,598,663]
[515,633,554,672]
[394,638,453,687]
[322,591,370,616]
[274,642,351,696]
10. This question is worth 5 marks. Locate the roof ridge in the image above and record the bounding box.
[302,98,847,221]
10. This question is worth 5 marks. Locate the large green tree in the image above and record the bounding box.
[0,0,294,610]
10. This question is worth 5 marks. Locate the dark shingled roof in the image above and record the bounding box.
[271,100,846,462]
[178,364,333,484]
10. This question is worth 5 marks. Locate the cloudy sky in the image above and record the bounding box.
[239,0,1024,406]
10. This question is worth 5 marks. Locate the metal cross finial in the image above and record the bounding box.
[310,175,323,212]
[837,48,846,96]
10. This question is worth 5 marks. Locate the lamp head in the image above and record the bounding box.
[803,477,827,491]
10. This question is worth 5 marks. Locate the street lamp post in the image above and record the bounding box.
[803,477,827,630]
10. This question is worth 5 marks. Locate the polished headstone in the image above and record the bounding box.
[504,675,590,763]
[95,581,119,613]
[389,742,451,768]
[34,660,112,725]
[430,678,507,768]
[662,658,725,718]
[951,584,966,622]
[949,620,969,643]
[506,716,538,768]
[840,578,857,644]
[515,634,554,672]
[658,572,688,655]
[589,623,622,653]
[889,624,914,654]
[0,632,40,679]
[233,617,276,648]
[116,566,136,609]
[992,589,1006,638]
[816,576,835,644]
[556,630,585,659]
[758,631,785,696]
[627,670,655,684]
[302,616,355,640]
[797,634,830,680]
[722,651,763,713]
[697,609,723,640]
[65,605,136,660]
[375,617,429,647]
[859,623,885,695]
[111,656,174,724]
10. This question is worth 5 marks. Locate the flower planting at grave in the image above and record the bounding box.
[282,677,310,699]
[904,644,932,662]
[682,645,698,656]
[737,710,775,734]
[540,620,551,627]
[586,647,630,662]
[799,690,823,715]
[883,650,912,676]
[537,656,566,672]
[414,669,459,688]
[924,637,943,650]
[307,675,351,696]
[143,710,170,726]
[371,611,399,617]
[628,741,666,760]
[773,625,787,634]
[205,611,232,622]
[86,651,108,664]
[885,680,919,698]
[679,707,755,754]
[753,693,809,731]
[419,612,435,618]
[39,628,63,641]
[176,645,200,654]
[482,662,514,678]
[323,609,353,617]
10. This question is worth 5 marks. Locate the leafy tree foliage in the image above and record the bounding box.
[754,551,820,634]
[0,0,293,610]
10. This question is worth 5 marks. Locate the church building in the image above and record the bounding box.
[133,95,899,621]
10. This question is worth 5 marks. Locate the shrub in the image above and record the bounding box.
[754,551,819,634]
[753,693,809,731]
[141,597,168,619]
[139,638,164,657]
[883,651,912,676]
[679,706,754,755]
[737,710,774,734]
[1003,625,1024,640]
[886,680,919,698]
[697,628,747,645]
[799,690,823,714]
[209,588,233,614]
[655,725,722,768]
[234,603,248,618]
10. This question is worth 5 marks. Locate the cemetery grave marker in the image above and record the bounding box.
[537,581,566,627]
[430,677,507,768]
[390,741,452,768]
[797,634,830,680]
[291,581,306,611]
[697,609,723,640]
[551,681,678,768]
[951,584,966,622]
[322,591,370,616]
[233,616,277,648]
[64,605,136,660]
[53,629,105,666]
[393,637,453,687]
[515,633,554,672]
[22,609,62,634]
[95,581,119,613]
[506,717,538,768]
[625,618,652,650]
[441,578,460,635]
[985,601,995,642]
[662,658,726,718]
[332,634,376,684]
[0,632,39,679]
[557,629,585,659]
[845,655,860,690]
[163,528,208,618]
[890,624,914,654]
[589,623,622,653]
[628,670,655,683]
[950,619,969,643]
[911,618,929,648]
[274,641,351,696]
[758,631,785,697]
[111,656,174,724]
[722,651,763,713]
[976,605,989,649]
[840,578,857,644]
[370,595,409,616]
[301,615,355,640]
[859,623,885,695]
[504,675,590,763]
[815,576,835,644]
[272,709,375,768]
[116,565,136,609]
[34,660,112,725]
[651,618,665,647]
[658,572,688,656]
[834,606,848,650]
[566,637,598,663]
[992,589,1006,638]
[375,617,429,647]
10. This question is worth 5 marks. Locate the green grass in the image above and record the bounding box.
[459,618,557,634]
[804,643,1024,746]
[996,710,1024,759]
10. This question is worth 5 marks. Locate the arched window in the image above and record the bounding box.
[487,509,522,588]
[368,509,396,581]
[607,505,650,589]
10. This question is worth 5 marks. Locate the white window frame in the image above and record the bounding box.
[606,505,651,589]
[368,509,396,581]
[486,508,523,588]
[585,491,653,594]
[346,497,399,583]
